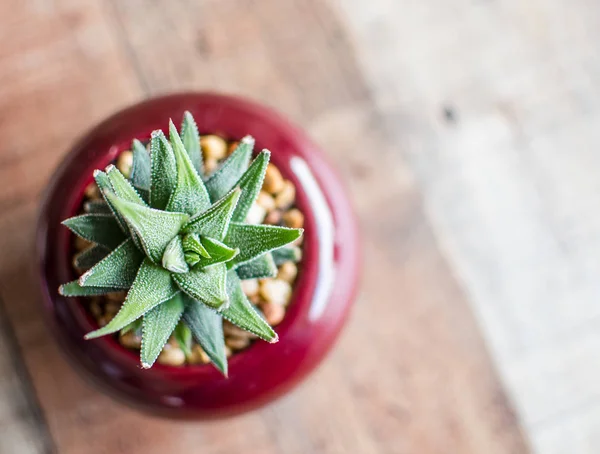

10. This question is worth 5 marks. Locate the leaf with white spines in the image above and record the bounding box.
[182,188,240,240]
[130,139,151,192]
[230,150,270,222]
[181,111,203,175]
[85,258,179,339]
[222,271,278,343]
[172,263,228,310]
[79,239,143,288]
[183,296,227,375]
[149,130,177,210]
[235,253,277,279]
[106,193,189,264]
[59,280,124,297]
[205,136,254,201]
[62,214,125,249]
[225,222,303,267]
[166,120,211,215]
[73,244,110,271]
[141,293,185,368]
[162,235,189,274]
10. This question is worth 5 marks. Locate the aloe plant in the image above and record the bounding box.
[59,112,303,374]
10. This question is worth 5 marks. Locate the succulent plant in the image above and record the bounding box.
[59,112,303,374]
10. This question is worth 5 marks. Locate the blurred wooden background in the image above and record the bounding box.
[1,0,598,453]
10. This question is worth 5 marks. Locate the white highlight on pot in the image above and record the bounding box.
[290,157,335,321]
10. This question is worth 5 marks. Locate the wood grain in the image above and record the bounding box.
[335,1,600,452]
[0,0,528,453]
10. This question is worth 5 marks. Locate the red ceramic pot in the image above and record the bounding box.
[37,93,360,418]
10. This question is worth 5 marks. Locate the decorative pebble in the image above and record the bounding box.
[74,237,92,251]
[188,345,210,365]
[256,191,276,211]
[275,180,295,209]
[226,336,251,350]
[277,262,298,283]
[84,182,101,200]
[245,203,267,224]
[119,331,142,349]
[224,321,256,339]
[157,344,186,366]
[283,208,304,228]
[263,164,285,194]
[260,302,285,326]
[204,158,219,175]
[227,141,239,156]
[259,279,292,306]
[264,210,282,225]
[201,135,228,160]
[116,150,133,177]
[105,301,121,316]
[240,278,259,297]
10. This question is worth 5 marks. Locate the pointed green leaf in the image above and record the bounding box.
[235,253,277,279]
[63,214,125,249]
[183,296,227,375]
[73,244,110,271]
[205,136,254,201]
[141,293,185,368]
[194,237,238,268]
[85,259,179,339]
[162,235,189,274]
[225,222,303,267]
[181,111,203,175]
[231,150,270,222]
[106,165,147,206]
[182,233,211,258]
[59,280,123,297]
[172,263,228,310]
[79,239,144,288]
[106,194,189,263]
[120,318,143,336]
[165,120,211,215]
[94,170,129,234]
[130,139,151,191]
[272,246,302,265]
[222,271,277,342]
[173,320,193,357]
[83,199,111,214]
[149,130,177,210]
[182,188,241,240]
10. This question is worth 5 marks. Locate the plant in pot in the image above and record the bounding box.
[60,114,303,374]
[37,93,359,418]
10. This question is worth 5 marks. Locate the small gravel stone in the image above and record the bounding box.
[264,210,282,225]
[240,278,259,297]
[227,141,239,156]
[84,182,101,200]
[204,158,219,175]
[119,331,142,349]
[263,163,285,194]
[275,180,295,209]
[224,321,257,339]
[277,262,298,283]
[188,345,210,365]
[106,291,127,303]
[74,237,92,251]
[225,345,233,358]
[116,150,133,178]
[256,191,276,211]
[201,135,228,160]
[245,203,267,224]
[226,336,251,350]
[157,344,186,366]
[260,302,285,326]
[259,278,292,306]
[283,208,304,228]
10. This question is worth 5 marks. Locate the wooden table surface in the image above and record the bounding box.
[1,0,598,453]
